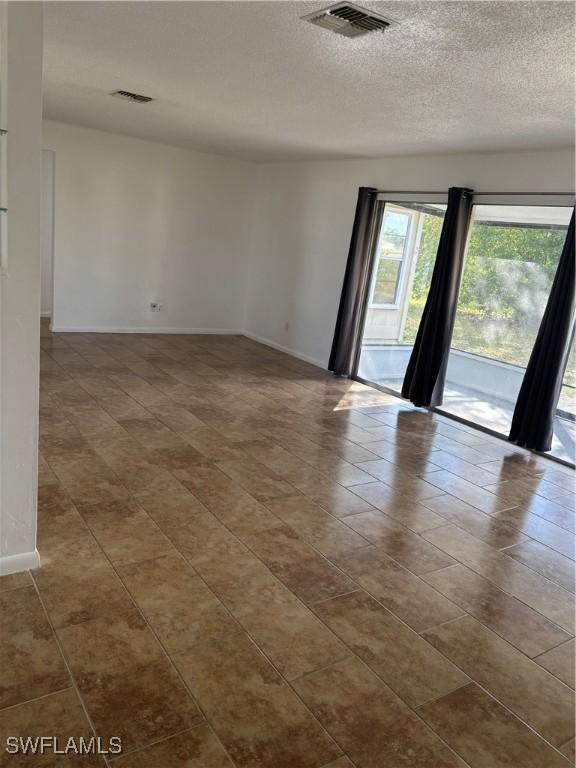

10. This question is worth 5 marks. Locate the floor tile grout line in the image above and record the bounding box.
[256,495,375,553]
[419,567,576,656]
[414,676,576,759]
[305,655,475,768]
[533,635,576,661]
[558,736,575,754]
[497,541,576,592]
[531,638,576,691]
[423,522,576,597]
[28,575,113,768]
[71,495,178,569]
[308,589,365,609]
[0,685,75,716]
[416,612,469,637]
[288,626,473,765]
[410,680,473,711]
[530,663,576,693]
[105,727,194,764]
[215,451,461,593]
[425,582,574,661]
[485,500,576,536]
[255,495,549,649]
[287,655,356,686]
[414,534,575,637]
[336,474,576,627]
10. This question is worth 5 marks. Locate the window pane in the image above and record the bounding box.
[372,259,402,305]
[379,211,410,259]
[402,209,444,344]
[357,201,446,391]
[441,205,572,436]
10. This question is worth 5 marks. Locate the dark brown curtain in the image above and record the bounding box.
[329,187,378,376]
[401,187,473,407]
[509,209,575,452]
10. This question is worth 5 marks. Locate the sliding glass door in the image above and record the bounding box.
[440,205,572,442]
[356,199,446,391]
[354,194,574,463]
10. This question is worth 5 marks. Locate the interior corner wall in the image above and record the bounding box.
[43,120,256,333]
[0,1,43,574]
[243,148,575,368]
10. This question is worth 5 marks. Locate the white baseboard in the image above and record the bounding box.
[50,325,242,335]
[47,324,328,370]
[243,331,326,370]
[0,549,40,576]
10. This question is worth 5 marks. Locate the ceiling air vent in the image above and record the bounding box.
[302,2,397,38]
[111,90,154,104]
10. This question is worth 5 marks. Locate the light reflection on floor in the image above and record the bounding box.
[363,377,575,465]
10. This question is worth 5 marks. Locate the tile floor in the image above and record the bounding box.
[0,321,574,766]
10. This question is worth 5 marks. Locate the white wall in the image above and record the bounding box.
[42,119,575,366]
[43,120,256,333]
[41,149,54,316]
[244,149,575,366]
[0,2,43,574]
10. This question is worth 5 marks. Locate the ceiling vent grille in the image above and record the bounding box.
[302,3,396,38]
[111,90,154,104]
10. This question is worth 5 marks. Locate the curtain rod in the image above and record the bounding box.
[376,190,574,196]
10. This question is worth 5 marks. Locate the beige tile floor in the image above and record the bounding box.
[0,321,574,766]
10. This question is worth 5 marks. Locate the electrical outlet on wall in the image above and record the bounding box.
[150,302,162,312]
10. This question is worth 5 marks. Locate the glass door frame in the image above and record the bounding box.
[351,191,576,469]
[351,192,448,385]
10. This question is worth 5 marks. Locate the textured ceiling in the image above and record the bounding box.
[43,1,575,162]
